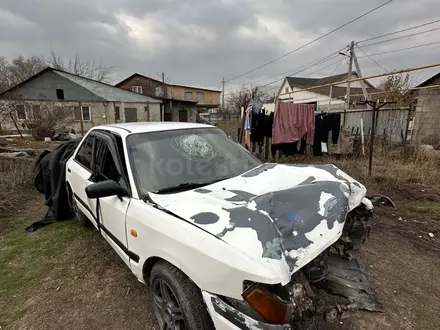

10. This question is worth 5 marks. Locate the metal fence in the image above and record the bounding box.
[337,107,411,143]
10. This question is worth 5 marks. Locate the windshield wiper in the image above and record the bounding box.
[153,177,232,194]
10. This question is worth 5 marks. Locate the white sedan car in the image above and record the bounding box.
[66,122,374,330]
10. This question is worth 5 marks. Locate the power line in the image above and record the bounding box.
[357,18,440,44]
[249,48,344,85]
[225,0,393,82]
[359,40,440,58]
[305,57,345,79]
[329,57,345,77]
[227,47,346,91]
[360,26,440,48]
[259,51,348,88]
[356,46,388,72]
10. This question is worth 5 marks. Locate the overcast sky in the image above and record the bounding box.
[1,0,439,94]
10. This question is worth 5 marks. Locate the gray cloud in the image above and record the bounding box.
[1,0,439,92]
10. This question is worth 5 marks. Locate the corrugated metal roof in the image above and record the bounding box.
[55,70,162,103]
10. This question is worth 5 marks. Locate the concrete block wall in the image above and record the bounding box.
[0,100,163,135]
[414,88,440,143]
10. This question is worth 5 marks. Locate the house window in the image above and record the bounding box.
[74,106,91,121]
[132,86,143,94]
[16,105,26,120]
[56,89,64,100]
[184,92,193,100]
[196,92,205,101]
[115,106,120,121]
[285,87,289,93]
[82,106,90,121]
[31,105,41,118]
[155,86,164,97]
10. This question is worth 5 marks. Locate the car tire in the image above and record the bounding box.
[149,261,215,330]
[71,194,91,227]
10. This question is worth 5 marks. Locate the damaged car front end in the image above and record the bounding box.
[203,202,378,330]
[150,163,381,329]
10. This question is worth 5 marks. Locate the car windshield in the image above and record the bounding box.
[126,127,261,194]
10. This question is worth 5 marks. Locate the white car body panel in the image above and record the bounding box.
[65,123,371,329]
[126,198,287,300]
[148,163,368,285]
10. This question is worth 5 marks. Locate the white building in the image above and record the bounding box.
[276,72,377,112]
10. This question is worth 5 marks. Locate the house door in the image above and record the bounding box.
[179,109,188,122]
[164,113,172,121]
[125,108,138,122]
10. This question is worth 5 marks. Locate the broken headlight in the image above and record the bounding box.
[221,281,293,325]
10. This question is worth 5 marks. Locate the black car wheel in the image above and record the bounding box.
[150,261,214,330]
[71,194,90,226]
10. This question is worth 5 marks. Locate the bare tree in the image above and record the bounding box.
[0,55,46,93]
[226,86,270,116]
[21,103,74,140]
[47,49,114,83]
[377,73,416,107]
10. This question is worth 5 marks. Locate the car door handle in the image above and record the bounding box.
[67,168,71,173]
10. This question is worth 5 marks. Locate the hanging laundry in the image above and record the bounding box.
[250,109,265,145]
[264,111,274,138]
[272,102,315,151]
[313,113,341,156]
[252,100,263,114]
[244,110,250,130]
[244,106,252,149]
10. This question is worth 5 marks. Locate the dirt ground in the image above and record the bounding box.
[0,186,438,330]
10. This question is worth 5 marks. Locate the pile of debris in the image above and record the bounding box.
[0,138,35,160]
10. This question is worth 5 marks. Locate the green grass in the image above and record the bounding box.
[0,217,86,325]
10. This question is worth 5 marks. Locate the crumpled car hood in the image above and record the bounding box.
[149,163,370,284]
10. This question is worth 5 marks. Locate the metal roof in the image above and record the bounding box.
[54,70,163,103]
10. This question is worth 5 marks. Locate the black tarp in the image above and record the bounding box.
[26,139,81,232]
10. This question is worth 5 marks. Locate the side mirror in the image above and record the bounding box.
[85,180,128,199]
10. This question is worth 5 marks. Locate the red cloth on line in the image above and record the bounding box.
[272,102,315,149]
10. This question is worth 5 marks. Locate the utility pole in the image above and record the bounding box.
[352,47,369,102]
[222,77,225,110]
[162,72,166,97]
[352,46,369,156]
[344,41,355,126]
[162,72,166,121]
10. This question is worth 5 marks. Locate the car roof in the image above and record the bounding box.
[94,122,214,134]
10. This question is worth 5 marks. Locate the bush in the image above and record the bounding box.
[23,104,73,141]
[0,158,34,225]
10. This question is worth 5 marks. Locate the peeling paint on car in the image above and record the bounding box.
[241,163,277,178]
[149,163,370,282]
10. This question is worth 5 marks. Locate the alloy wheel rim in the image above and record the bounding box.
[152,278,185,330]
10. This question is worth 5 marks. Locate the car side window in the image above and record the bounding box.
[75,135,94,170]
[93,137,121,184]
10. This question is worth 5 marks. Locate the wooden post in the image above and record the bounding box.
[404,104,413,148]
[365,100,395,176]
[368,103,376,177]
[79,102,84,136]
[264,137,270,161]
[9,113,23,139]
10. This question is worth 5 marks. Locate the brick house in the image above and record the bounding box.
[115,74,221,123]
[0,67,163,135]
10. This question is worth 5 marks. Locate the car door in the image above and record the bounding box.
[90,131,132,267]
[68,132,98,227]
